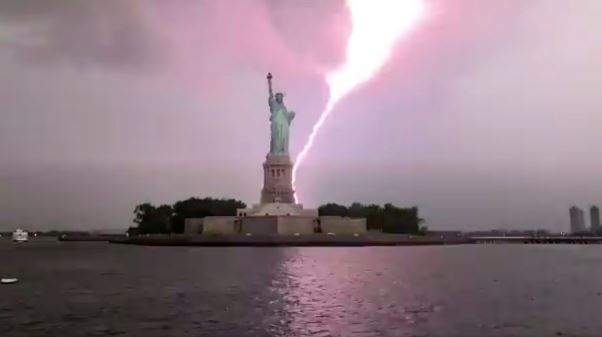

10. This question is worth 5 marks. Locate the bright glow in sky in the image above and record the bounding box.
[292,0,427,202]
[3,0,600,231]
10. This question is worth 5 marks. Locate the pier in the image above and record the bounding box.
[472,236,602,244]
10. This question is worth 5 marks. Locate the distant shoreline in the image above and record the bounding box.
[107,234,474,247]
[52,233,602,246]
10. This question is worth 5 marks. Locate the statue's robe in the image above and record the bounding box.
[269,98,294,155]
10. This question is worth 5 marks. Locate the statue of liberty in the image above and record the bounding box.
[267,73,295,155]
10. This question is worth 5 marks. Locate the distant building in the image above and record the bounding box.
[570,206,586,233]
[591,206,600,232]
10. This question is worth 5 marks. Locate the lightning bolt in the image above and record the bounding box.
[292,0,427,203]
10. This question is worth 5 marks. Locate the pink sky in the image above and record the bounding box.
[1,0,601,231]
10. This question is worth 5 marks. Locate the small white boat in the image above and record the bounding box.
[12,229,29,242]
[1,278,18,284]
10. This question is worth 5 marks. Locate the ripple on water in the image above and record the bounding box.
[86,326,127,336]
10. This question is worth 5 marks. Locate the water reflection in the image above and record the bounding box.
[269,247,442,337]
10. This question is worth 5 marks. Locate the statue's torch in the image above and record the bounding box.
[267,72,273,97]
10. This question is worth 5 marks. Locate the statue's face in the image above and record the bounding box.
[275,93,283,103]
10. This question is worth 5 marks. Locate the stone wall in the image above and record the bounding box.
[202,216,239,235]
[240,216,278,234]
[320,216,367,234]
[276,216,316,234]
[298,206,319,217]
[238,202,308,217]
[184,215,368,236]
[184,218,204,234]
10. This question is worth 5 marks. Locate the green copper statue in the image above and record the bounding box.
[267,73,295,155]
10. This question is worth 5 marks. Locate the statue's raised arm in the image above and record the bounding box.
[267,72,274,100]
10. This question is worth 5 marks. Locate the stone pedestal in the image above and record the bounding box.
[260,154,295,203]
[183,73,369,237]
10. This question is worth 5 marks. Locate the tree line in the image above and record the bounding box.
[129,198,424,235]
[130,197,246,234]
[318,202,425,234]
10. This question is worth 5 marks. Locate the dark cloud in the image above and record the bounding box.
[0,0,165,69]
[265,0,349,69]
[0,0,348,72]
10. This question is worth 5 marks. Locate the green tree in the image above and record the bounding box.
[171,197,246,233]
[348,202,366,218]
[381,205,420,234]
[363,204,383,231]
[318,203,349,217]
[133,203,155,226]
[133,203,173,234]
